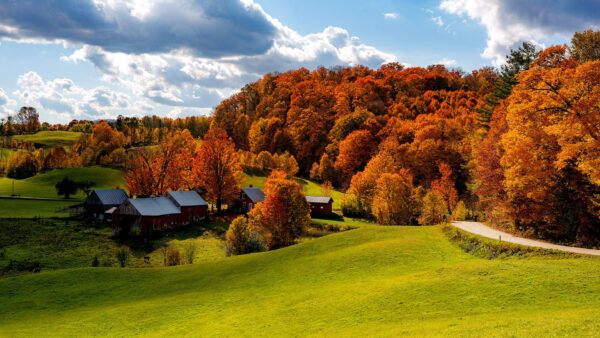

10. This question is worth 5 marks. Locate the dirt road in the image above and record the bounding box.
[451,221,600,256]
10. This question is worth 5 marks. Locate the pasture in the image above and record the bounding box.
[1,225,599,336]
[10,131,82,148]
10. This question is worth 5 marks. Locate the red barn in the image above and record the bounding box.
[113,197,181,236]
[234,187,266,213]
[166,190,208,224]
[306,196,333,213]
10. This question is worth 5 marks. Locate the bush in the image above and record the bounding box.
[225,216,267,256]
[341,194,368,218]
[167,248,181,266]
[183,242,197,264]
[115,247,130,267]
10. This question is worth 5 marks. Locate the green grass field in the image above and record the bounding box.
[0,199,72,218]
[0,219,226,274]
[1,225,599,336]
[10,131,82,148]
[0,166,126,199]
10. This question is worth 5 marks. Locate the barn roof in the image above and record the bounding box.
[91,189,128,206]
[128,197,181,216]
[306,196,333,204]
[242,187,266,203]
[167,190,208,207]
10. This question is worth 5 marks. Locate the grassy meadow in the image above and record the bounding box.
[0,166,126,199]
[10,131,82,148]
[1,225,599,336]
[0,199,72,218]
[0,218,228,274]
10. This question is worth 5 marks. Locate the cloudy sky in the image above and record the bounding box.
[0,0,598,123]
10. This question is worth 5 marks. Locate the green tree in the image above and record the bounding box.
[476,42,539,131]
[55,177,79,199]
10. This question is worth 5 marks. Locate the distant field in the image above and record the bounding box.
[0,199,72,218]
[0,166,125,199]
[243,171,344,209]
[1,225,600,336]
[11,131,82,148]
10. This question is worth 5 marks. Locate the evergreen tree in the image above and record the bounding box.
[476,42,538,131]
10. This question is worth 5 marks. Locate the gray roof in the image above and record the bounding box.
[92,189,128,206]
[306,196,333,204]
[167,190,208,207]
[242,187,266,203]
[128,197,181,216]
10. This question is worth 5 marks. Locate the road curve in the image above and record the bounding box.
[451,221,600,256]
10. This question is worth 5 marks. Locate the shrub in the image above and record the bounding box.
[341,194,368,218]
[226,217,251,255]
[225,216,267,255]
[116,247,130,267]
[167,248,181,266]
[183,242,197,264]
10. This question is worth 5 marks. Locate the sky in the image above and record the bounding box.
[0,0,598,124]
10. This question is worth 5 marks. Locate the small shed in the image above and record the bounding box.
[306,196,334,213]
[235,187,266,213]
[84,189,129,220]
[114,197,181,235]
[166,190,208,223]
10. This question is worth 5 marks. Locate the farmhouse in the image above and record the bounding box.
[306,196,333,213]
[234,186,266,213]
[166,190,208,223]
[84,189,129,220]
[113,197,181,236]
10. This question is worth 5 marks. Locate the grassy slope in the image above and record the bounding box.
[1,225,599,336]
[0,166,125,199]
[0,199,72,218]
[0,219,225,271]
[243,172,344,209]
[11,131,82,148]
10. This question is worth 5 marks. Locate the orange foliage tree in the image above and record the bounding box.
[194,128,243,212]
[372,171,416,225]
[431,162,459,214]
[500,44,600,244]
[126,130,197,197]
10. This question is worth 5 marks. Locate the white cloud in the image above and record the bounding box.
[58,3,396,112]
[384,13,398,19]
[432,16,444,26]
[2,1,398,120]
[440,0,600,66]
[12,71,134,122]
[437,58,457,66]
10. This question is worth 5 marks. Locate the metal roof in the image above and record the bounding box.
[92,189,128,206]
[128,197,181,216]
[306,196,333,204]
[242,187,266,203]
[167,190,208,207]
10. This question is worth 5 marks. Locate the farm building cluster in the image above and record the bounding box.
[83,186,333,236]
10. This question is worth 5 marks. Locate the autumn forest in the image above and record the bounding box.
[2,30,600,248]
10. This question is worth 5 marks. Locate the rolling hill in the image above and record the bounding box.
[10,131,82,148]
[1,225,599,336]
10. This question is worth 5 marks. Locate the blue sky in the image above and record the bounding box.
[0,0,597,124]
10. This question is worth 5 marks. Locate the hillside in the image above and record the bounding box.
[10,131,82,148]
[1,226,599,336]
[0,166,125,199]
